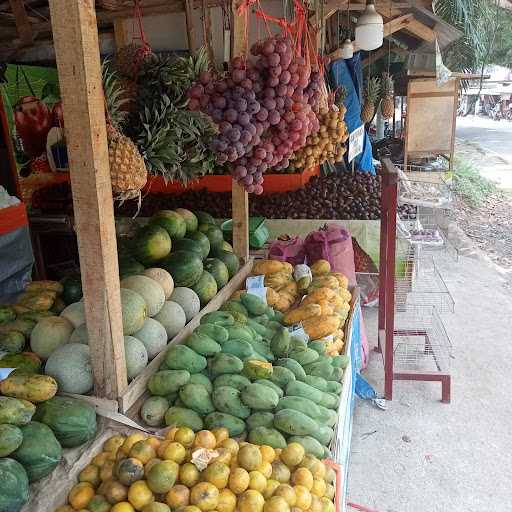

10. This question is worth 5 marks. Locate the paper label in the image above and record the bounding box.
[288,323,309,342]
[0,368,16,381]
[293,264,312,282]
[246,275,265,290]
[191,448,219,470]
[246,286,268,304]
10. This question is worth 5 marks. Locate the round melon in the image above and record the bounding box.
[0,425,23,457]
[121,275,165,317]
[221,241,234,252]
[151,210,187,240]
[61,274,83,305]
[119,256,145,279]
[131,224,172,266]
[195,211,216,225]
[186,231,210,259]
[143,268,174,299]
[45,343,93,394]
[70,323,88,344]
[124,336,148,380]
[198,223,224,252]
[120,288,148,335]
[161,251,203,287]
[169,287,201,322]
[204,258,230,288]
[191,270,218,306]
[153,301,187,339]
[171,239,204,258]
[0,458,29,512]
[30,316,74,360]
[214,250,240,278]
[175,208,198,233]
[133,318,168,360]
[60,302,85,328]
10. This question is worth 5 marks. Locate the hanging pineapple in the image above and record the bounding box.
[102,62,147,200]
[361,77,381,124]
[380,72,395,120]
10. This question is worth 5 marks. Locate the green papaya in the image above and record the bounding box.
[195,324,229,345]
[221,339,254,360]
[288,436,325,458]
[270,328,291,358]
[164,345,207,374]
[200,311,234,327]
[241,383,279,410]
[184,333,221,356]
[273,409,318,437]
[289,349,319,366]
[188,373,213,393]
[165,407,204,431]
[310,425,334,445]
[247,339,274,361]
[326,381,343,394]
[212,386,251,419]
[148,370,191,396]
[246,319,268,338]
[290,337,308,352]
[0,397,35,425]
[214,374,251,391]
[275,358,306,381]
[246,411,274,430]
[303,375,329,392]
[241,293,267,316]
[204,412,245,437]
[209,353,244,377]
[269,366,296,388]
[308,340,327,355]
[254,379,284,398]
[226,325,254,343]
[179,383,215,415]
[248,427,287,449]
[317,404,338,427]
[220,301,249,317]
[275,396,321,421]
[0,424,23,456]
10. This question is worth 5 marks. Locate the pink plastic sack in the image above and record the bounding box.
[267,236,306,266]
[304,224,357,286]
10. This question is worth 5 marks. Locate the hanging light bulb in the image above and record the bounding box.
[355,0,384,51]
[341,38,354,59]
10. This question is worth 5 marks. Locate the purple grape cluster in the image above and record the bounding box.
[188,36,321,194]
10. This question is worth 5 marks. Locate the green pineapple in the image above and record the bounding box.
[380,72,395,120]
[361,77,381,124]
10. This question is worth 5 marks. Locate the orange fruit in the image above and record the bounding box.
[78,464,100,488]
[259,446,275,464]
[130,441,156,464]
[212,427,229,446]
[174,427,195,448]
[141,503,171,512]
[202,461,230,489]
[263,496,290,512]
[311,479,327,497]
[237,445,262,471]
[166,484,190,509]
[256,462,272,479]
[320,497,335,512]
[310,460,326,480]
[111,503,136,512]
[122,433,147,455]
[179,462,200,487]
[324,467,336,484]
[99,460,115,482]
[216,488,236,512]
[165,427,179,441]
[309,495,323,512]
[194,430,217,449]
[162,442,186,464]
[128,480,154,510]
[324,483,335,500]
[102,481,128,505]
[274,484,296,507]
[157,440,171,458]
[263,479,280,499]
[280,444,305,467]
[145,458,162,477]
[248,471,267,493]
[214,447,232,465]
[55,506,74,512]
[237,490,264,512]
[181,507,202,512]
[292,468,313,490]
[270,461,291,483]
[104,435,126,453]
[146,437,161,452]
[190,482,219,511]
[68,482,95,510]
[293,485,312,510]
[220,438,239,456]
[228,467,250,494]
[146,460,179,494]
[92,452,110,468]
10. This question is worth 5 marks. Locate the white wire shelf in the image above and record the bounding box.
[393,306,452,373]
[397,168,453,209]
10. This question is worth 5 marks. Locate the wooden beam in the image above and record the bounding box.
[48,0,128,400]
[8,0,34,46]
[361,43,407,67]
[113,18,128,49]
[383,13,413,37]
[403,17,435,42]
[184,0,197,52]
[230,0,249,261]
[201,0,214,64]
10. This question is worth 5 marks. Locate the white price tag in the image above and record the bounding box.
[246,275,265,290]
[348,124,365,163]
[0,368,16,381]
[287,323,309,342]
[246,287,268,304]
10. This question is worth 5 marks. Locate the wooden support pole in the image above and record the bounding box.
[383,13,413,37]
[113,18,128,50]
[8,0,34,46]
[201,0,214,64]
[231,0,249,261]
[48,0,128,399]
[185,0,197,52]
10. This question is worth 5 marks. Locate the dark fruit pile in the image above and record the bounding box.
[189,36,320,194]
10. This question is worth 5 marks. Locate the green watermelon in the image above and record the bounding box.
[221,241,234,252]
[171,239,204,258]
[186,231,211,259]
[131,224,172,266]
[151,210,187,239]
[191,270,218,306]
[198,223,224,252]
[175,208,198,233]
[214,250,240,278]
[204,258,230,288]
[195,211,216,225]
[61,274,83,305]
[0,458,29,512]
[118,256,144,279]
[161,251,204,287]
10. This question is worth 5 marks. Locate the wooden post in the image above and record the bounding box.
[8,0,33,46]
[48,0,128,400]
[113,18,128,49]
[185,0,197,52]
[231,0,249,260]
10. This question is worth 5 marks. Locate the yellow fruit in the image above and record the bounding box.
[310,260,330,276]
[128,480,154,510]
[104,435,126,453]
[145,458,162,477]
[162,442,186,463]
[274,484,296,507]
[214,447,232,465]
[274,449,282,459]
[92,452,110,467]
[310,461,326,480]
[79,464,101,488]
[181,507,202,512]
[100,460,115,482]
[166,484,190,509]
[115,457,145,486]
[216,488,236,512]
[271,461,291,483]
[174,427,195,448]
[190,482,219,511]
[263,479,280,499]
[147,460,179,494]
[264,496,290,512]
[293,485,312,510]
[194,430,217,450]
[220,438,239,456]
[324,484,335,500]
[237,444,262,471]
[311,479,327,497]
[130,441,157,464]
[259,445,275,464]
[280,444,305,467]
[292,468,313,490]
[146,437,161,452]
[68,482,95,510]
[323,466,336,484]
[228,467,250,494]
[248,471,267,493]
[166,427,179,441]
[157,440,171,458]
[179,462,200,487]
[141,503,171,512]
[122,434,148,455]
[103,481,128,504]
[320,497,335,512]
[55,506,75,512]
[237,490,265,512]
[212,427,230,446]
[111,503,136,512]
[203,461,230,489]
[309,495,323,512]
[256,461,272,479]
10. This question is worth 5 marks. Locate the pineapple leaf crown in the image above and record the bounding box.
[381,72,394,97]
[102,59,128,130]
[364,76,381,103]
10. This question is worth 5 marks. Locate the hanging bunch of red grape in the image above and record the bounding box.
[188,35,321,194]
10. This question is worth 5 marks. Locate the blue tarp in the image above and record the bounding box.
[328,53,375,174]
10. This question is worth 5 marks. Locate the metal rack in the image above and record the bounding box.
[397,167,453,209]
[377,158,452,403]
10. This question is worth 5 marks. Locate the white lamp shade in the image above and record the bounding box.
[355,2,383,51]
[341,39,354,59]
